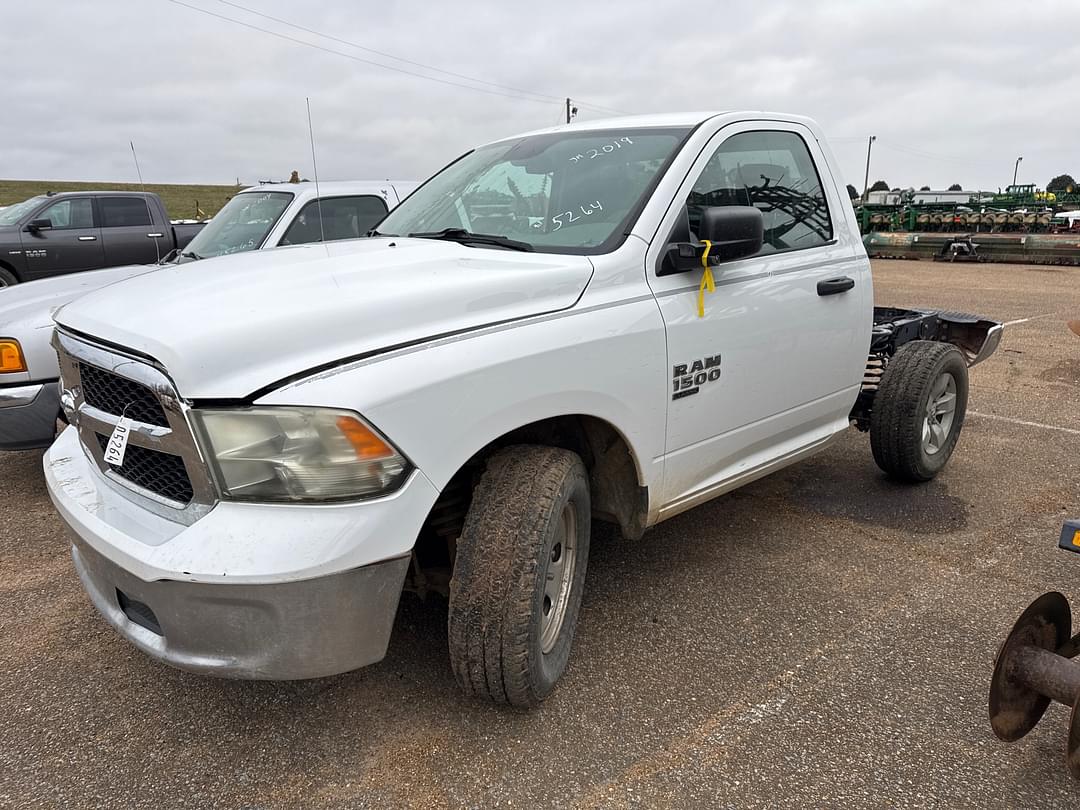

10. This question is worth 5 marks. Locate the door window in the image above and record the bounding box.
[687,130,832,254]
[39,198,95,229]
[279,195,389,245]
[99,197,153,228]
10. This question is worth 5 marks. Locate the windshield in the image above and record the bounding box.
[0,196,46,226]
[179,191,293,261]
[376,127,691,253]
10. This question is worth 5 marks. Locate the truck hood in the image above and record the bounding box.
[56,238,594,399]
[0,264,156,332]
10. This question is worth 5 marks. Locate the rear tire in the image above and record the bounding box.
[448,445,591,707]
[0,267,18,287]
[870,340,969,482]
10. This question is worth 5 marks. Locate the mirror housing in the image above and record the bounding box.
[25,218,52,233]
[659,205,764,275]
[697,206,764,260]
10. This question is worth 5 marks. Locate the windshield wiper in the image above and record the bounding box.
[407,228,533,252]
[179,250,203,261]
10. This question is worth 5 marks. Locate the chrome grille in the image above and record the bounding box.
[54,330,215,525]
[80,362,168,426]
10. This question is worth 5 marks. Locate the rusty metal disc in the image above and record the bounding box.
[989,592,1072,742]
[1069,698,1080,778]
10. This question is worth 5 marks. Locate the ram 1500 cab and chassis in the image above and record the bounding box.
[44,112,1001,706]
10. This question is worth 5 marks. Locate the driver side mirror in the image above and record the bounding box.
[659,205,764,275]
[25,218,52,233]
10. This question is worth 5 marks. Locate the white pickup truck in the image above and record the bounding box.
[0,180,415,450]
[43,112,1001,706]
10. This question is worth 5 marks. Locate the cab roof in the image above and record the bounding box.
[486,111,823,145]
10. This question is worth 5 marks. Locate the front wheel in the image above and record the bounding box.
[448,445,591,707]
[0,267,18,287]
[870,340,969,482]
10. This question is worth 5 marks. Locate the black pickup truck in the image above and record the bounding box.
[0,191,205,287]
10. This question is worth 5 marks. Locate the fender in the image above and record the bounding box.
[257,294,670,522]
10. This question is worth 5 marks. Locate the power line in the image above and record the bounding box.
[218,0,561,103]
[877,141,984,168]
[164,0,631,115]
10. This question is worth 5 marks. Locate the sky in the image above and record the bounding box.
[3,0,1078,194]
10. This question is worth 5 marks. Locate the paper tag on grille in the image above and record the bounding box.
[103,416,132,467]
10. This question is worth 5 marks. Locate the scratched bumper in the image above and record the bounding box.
[70,534,409,680]
[44,426,436,680]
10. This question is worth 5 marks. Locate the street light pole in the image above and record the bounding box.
[1012,156,1023,187]
[862,135,877,202]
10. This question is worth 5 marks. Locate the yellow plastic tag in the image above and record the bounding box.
[1072,529,1080,548]
[697,240,715,318]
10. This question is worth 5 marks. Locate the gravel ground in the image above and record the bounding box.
[2,259,1079,809]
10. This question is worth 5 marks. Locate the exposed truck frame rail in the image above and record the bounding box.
[851,307,1003,430]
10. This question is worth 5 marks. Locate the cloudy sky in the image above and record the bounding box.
[4,0,1078,193]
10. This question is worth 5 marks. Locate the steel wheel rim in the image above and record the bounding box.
[540,502,577,654]
[0,276,9,289]
[922,372,957,455]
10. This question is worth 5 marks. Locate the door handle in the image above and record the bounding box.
[146,233,164,238]
[817,276,855,296]
[78,236,97,242]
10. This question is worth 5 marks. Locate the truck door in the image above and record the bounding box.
[97,196,164,266]
[645,122,869,516]
[19,197,103,280]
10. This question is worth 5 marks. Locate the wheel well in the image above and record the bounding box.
[0,259,21,282]
[407,415,648,597]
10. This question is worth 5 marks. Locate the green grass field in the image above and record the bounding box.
[0,179,244,221]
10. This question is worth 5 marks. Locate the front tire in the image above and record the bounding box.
[870,340,969,482]
[448,445,591,707]
[0,267,18,287]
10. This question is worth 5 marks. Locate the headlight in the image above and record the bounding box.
[0,339,27,373]
[191,407,409,502]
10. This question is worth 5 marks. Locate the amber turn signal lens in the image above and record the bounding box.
[0,340,27,373]
[336,415,395,459]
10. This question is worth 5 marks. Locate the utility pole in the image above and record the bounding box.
[565,98,578,124]
[861,135,877,202]
[1012,156,1023,187]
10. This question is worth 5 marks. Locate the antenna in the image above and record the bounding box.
[130,142,162,263]
[306,98,327,251]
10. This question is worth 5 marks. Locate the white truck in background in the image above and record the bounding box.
[0,180,416,450]
[43,112,1001,706]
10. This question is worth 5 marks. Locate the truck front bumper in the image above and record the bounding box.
[45,427,437,680]
[0,381,60,450]
[71,535,409,680]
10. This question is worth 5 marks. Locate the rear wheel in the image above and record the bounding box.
[870,340,969,481]
[0,267,18,287]
[448,445,591,707]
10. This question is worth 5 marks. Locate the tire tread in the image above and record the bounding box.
[448,445,588,707]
